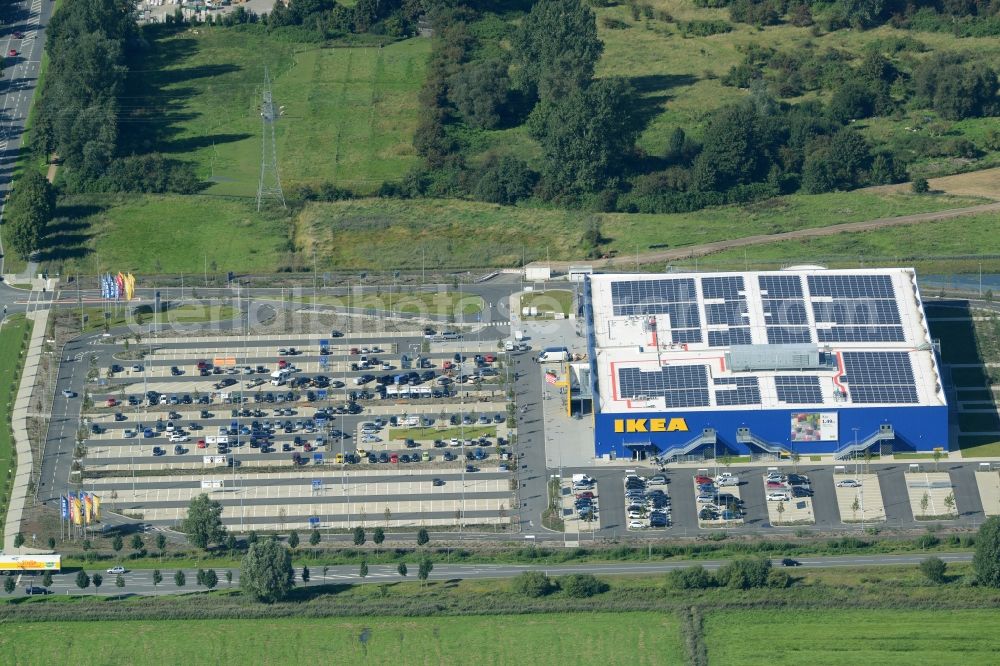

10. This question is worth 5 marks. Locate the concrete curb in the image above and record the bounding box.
[3,308,50,553]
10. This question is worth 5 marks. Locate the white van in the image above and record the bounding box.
[271,377,286,386]
[536,347,570,363]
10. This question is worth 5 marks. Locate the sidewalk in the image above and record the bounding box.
[3,308,51,554]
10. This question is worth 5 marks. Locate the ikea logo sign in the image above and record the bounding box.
[613,418,689,433]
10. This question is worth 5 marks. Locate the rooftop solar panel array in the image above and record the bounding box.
[775,376,824,404]
[701,276,745,301]
[758,274,803,298]
[808,274,904,343]
[596,270,936,412]
[611,278,703,344]
[842,351,919,404]
[705,302,748,326]
[817,326,906,343]
[808,274,895,299]
[759,275,813,345]
[708,328,752,347]
[766,326,813,345]
[617,365,710,408]
[702,275,750,348]
[761,299,809,325]
[812,300,901,325]
[716,381,761,406]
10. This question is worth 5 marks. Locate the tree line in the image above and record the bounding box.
[265,0,427,39]
[696,0,1000,35]
[32,0,198,194]
[395,0,950,214]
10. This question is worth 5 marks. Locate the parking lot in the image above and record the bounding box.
[905,471,957,520]
[66,331,519,531]
[975,469,1000,516]
[583,460,1000,535]
[561,476,601,538]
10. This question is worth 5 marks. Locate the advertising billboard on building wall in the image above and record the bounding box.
[791,412,838,442]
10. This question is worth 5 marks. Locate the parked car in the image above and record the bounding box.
[767,492,791,502]
[836,479,862,488]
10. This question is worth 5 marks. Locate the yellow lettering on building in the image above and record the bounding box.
[615,418,687,432]
[667,418,689,432]
[626,419,648,433]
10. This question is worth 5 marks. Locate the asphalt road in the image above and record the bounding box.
[0,0,55,272]
[9,551,975,597]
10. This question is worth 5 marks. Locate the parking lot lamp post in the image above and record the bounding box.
[852,428,862,531]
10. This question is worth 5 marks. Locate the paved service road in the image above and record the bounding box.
[9,551,975,597]
[0,0,56,271]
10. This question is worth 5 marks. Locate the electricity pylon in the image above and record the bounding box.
[256,67,285,211]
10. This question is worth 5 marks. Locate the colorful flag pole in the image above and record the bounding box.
[60,495,68,540]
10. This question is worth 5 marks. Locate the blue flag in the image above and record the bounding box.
[61,495,69,519]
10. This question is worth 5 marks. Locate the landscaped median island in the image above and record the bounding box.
[288,291,484,316]
[69,304,237,334]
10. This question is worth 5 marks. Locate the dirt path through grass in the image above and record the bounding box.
[538,200,1000,269]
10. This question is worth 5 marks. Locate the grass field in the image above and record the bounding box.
[126,27,428,197]
[41,195,289,276]
[0,612,683,664]
[704,609,1000,665]
[0,315,29,532]
[521,290,575,316]
[689,212,1000,273]
[300,190,983,270]
[38,186,986,275]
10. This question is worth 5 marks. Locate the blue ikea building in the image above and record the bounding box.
[583,269,948,461]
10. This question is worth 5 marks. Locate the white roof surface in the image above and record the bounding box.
[588,268,945,414]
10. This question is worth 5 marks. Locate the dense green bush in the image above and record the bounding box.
[767,569,792,588]
[666,565,715,590]
[715,557,772,590]
[472,156,536,204]
[678,19,732,37]
[920,556,947,583]
[560,574,609,598]
[511,571,557,597]
[92,154,201,195]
